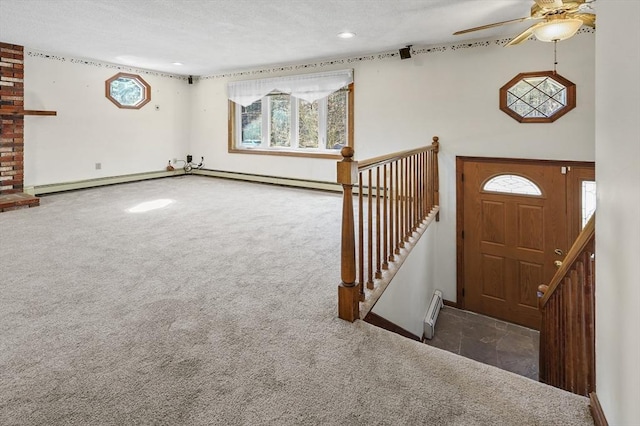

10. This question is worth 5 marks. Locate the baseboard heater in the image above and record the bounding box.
[424,289,443,340]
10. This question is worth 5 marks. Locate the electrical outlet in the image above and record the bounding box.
[95,163,101,170]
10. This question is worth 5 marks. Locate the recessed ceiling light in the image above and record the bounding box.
[337,32,356,39]
[172,62,183,66]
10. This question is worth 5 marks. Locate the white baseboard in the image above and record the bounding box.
[30,169,342,195]
[193,169,342,192]
[32,170,184,195]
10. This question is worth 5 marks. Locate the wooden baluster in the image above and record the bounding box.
[404,156,409,241]
[394,159,401,254]
[412,154,417,230]
[403,156,408,240]
[420,151,425,219]
[358,174,365,301]
[367,169,374,289]
[553,291,559,388]
[398,158,404,247]
[432,136,440,220]
[542,299,550,385]
[382,164,389,270]
[558,286,564,388]
[337,146,359,322]
[416,152,422,221]
[544,303,550,384]
[407,155,416,231]
[428,149,433,213]
[389,162,395,262]
[425,150,431,213]
[406,156,410,232]
[560,277,571,389]
[431,148,436,212]
[375,167,382,279]
[425,150,429,214]
[421,152,424,217]
[554,294,560,385]
[405,157,413,231]
[558,291,563,387]
[586,247,596,394]
[572,269,579,393]
[424,151,429,213]
[567,270,576,393]
[541,307,548,383]
[576,256,587,395]
[416,152,425,226]
[408,155,412,230]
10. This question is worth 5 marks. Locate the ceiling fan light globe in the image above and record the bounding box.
[532,18,583,42]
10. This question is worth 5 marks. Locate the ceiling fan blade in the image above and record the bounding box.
[453,16,533,35]
[505,21,546,46]
[571,12,596,28]
[534,0,564,9]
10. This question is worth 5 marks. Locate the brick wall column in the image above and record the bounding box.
[0,42,25,195]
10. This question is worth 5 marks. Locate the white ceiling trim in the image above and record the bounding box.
[202,28,595,81]
[26,49,189,80]
[23,27,594,83]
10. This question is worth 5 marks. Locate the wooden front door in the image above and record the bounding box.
[460,160,569,330]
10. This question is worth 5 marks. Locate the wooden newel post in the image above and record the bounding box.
[431,136,440,222]
[337,146,359,322]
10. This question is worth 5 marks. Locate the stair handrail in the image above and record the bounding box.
[337,137,440,322]
[539,214,595,307]
[538,213,596,396]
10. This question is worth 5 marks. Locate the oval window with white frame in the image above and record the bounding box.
[105,72,151,109]
[483,174,542,196]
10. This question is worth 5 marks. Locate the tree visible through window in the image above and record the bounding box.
[499,71,575,123]
[241,101,262,146]
[298,99,319,149]
[230,84,352,158]
[270,95,291,147]
[105,72,151,110]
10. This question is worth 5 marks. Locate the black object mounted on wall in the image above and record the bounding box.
[399,46,412,60]
[188,76,193,84]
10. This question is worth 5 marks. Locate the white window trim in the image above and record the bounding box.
[238,94,344,152]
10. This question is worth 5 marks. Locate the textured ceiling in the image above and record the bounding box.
[0,0,538,76]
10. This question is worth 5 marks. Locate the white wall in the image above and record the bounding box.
[23,52,191,187]
[190,32,596,302]
[595,2,640,424]
[371,221,438,338]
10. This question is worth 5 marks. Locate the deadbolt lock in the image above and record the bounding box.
[554,248,564,256]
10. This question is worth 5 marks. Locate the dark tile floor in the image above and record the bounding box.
[424,306,539,380]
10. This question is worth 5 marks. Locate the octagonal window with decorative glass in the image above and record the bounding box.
[105,72,151,109]
[499,71,575,123]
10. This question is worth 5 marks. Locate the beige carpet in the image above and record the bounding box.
[0,176,593,425]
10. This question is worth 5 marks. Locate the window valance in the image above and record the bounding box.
[227,69,353,107]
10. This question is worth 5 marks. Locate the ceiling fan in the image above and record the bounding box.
[454,0,596,46]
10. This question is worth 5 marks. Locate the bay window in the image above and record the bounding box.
[228,70,353,158]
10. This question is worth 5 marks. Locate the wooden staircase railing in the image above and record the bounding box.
[338,137,440,322]
[538,214,595,396]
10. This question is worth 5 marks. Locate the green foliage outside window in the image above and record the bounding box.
[239,90,348,151]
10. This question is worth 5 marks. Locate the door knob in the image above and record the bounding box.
[554,248,564,256]
[554,260,563,268]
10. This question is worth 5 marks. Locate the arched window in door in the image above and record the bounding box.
[482,174,542,196]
